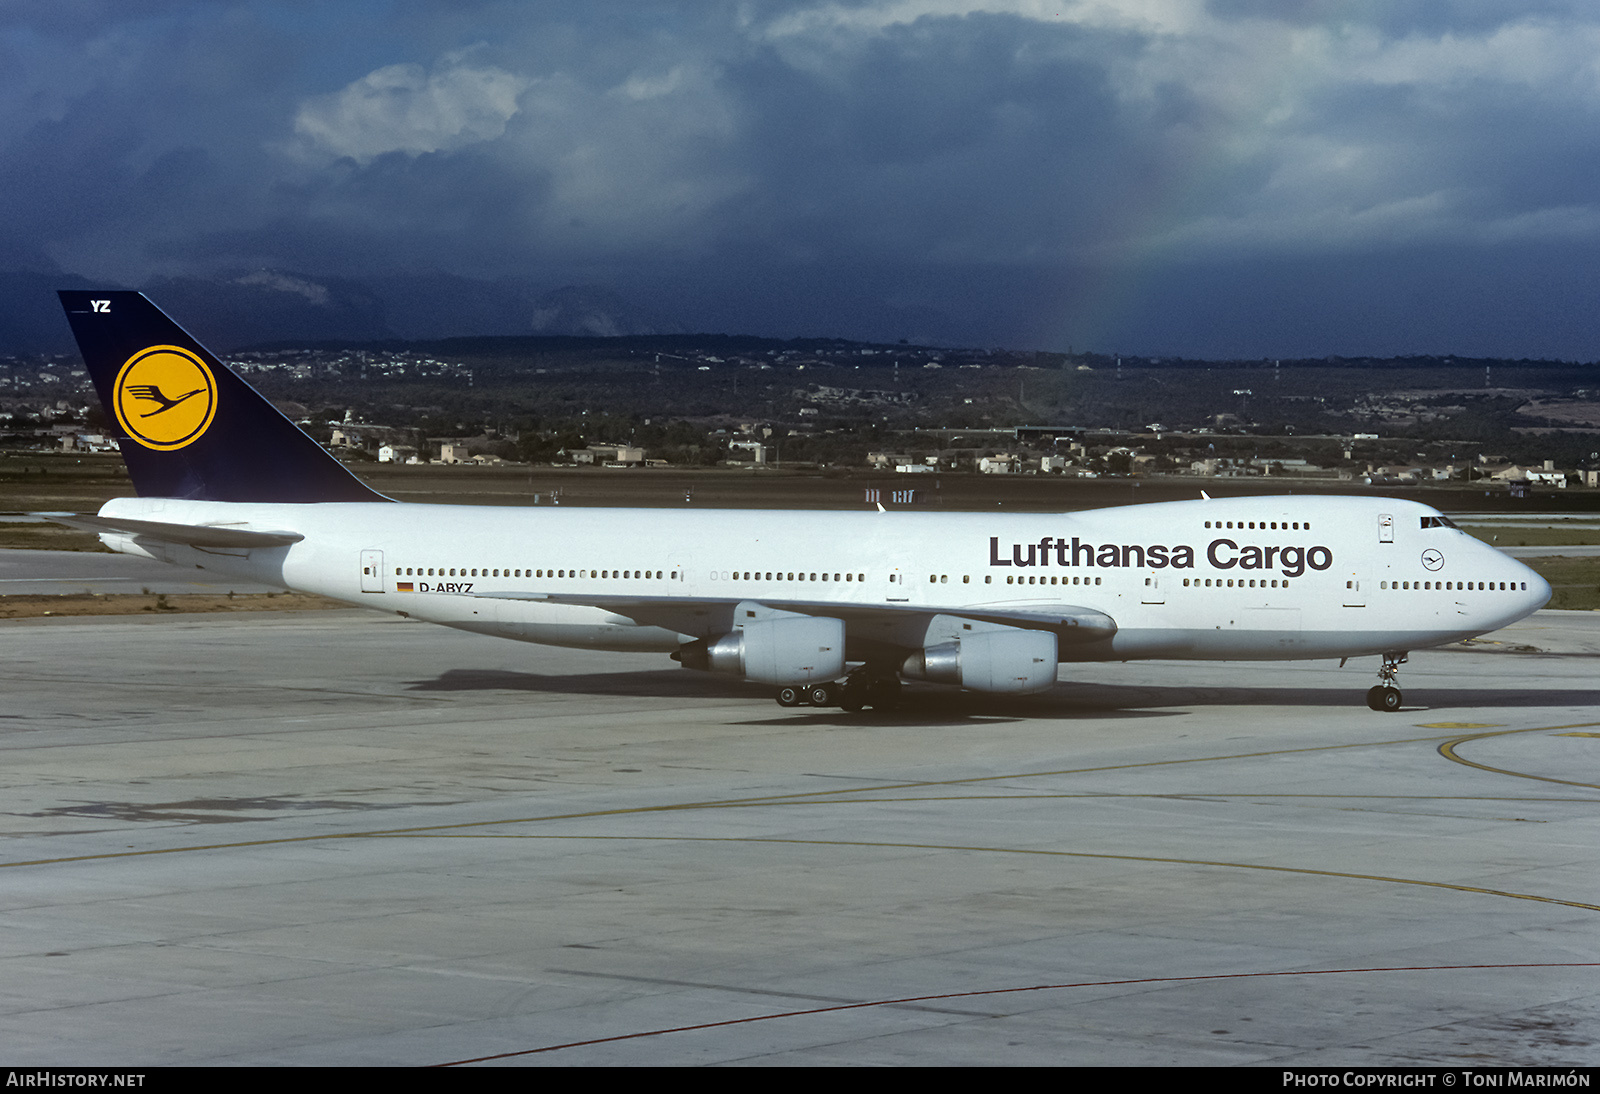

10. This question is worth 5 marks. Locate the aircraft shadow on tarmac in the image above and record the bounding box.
[404,668,1600,723]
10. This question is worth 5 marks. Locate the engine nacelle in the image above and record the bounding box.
[674,616,846,685]
[901,629,1058,694]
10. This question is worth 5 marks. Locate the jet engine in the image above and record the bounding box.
[674,616,846,685]
[901,629,1058,694]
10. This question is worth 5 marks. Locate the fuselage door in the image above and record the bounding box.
[360,549,385,593]
[886,566,909,602]
[1141,572,1165,604]
[1378,513,1394,544]
[1342,570,1366,608]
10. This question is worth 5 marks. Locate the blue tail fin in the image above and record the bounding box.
[59,291,387,503]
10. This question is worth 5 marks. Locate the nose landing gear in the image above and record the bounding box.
[1366,652,1407,711]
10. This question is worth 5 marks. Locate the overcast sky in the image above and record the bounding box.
[5,0,1600,357]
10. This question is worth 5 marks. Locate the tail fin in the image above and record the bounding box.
[58,291,387,503]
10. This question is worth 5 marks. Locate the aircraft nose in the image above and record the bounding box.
[1525,567,1552,611]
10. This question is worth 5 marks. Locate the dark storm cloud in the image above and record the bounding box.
[1206,0,1586,35]
[715,14,1137,264]
[4,1,1600,356]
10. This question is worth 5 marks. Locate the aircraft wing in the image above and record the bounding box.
[36,513,305,549]
[474,591,1117,646]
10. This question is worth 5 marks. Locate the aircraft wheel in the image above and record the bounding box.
[866,677,902,711]
[837,679,866,712]
[807,683,834,707]
[1366,685,1402,712]
[776,686,802,708]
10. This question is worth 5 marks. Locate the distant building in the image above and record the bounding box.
[1492,465,1567,487]
[727,440,769,465]
[58,431,115,453]
[574,444,644,466]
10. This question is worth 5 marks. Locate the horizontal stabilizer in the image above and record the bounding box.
[37,513,304,548]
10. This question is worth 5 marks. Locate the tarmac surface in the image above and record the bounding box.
[0,548,284,595]
[1500,545,1600,557]
[2,599,1598,1065]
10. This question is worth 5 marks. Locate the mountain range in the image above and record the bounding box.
[0,270,685,355]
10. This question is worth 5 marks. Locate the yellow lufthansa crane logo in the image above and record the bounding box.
[113,345,218,450]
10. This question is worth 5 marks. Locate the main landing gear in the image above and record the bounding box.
[1365,651,1407,712]
[775,669,902,712]
[776,683,836,708]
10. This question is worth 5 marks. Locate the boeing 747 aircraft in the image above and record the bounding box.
[53,291,1550,712]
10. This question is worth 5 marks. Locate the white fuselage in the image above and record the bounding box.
[94,493,1551,667]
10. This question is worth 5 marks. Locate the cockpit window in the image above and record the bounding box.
[1420,516,1460,530]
